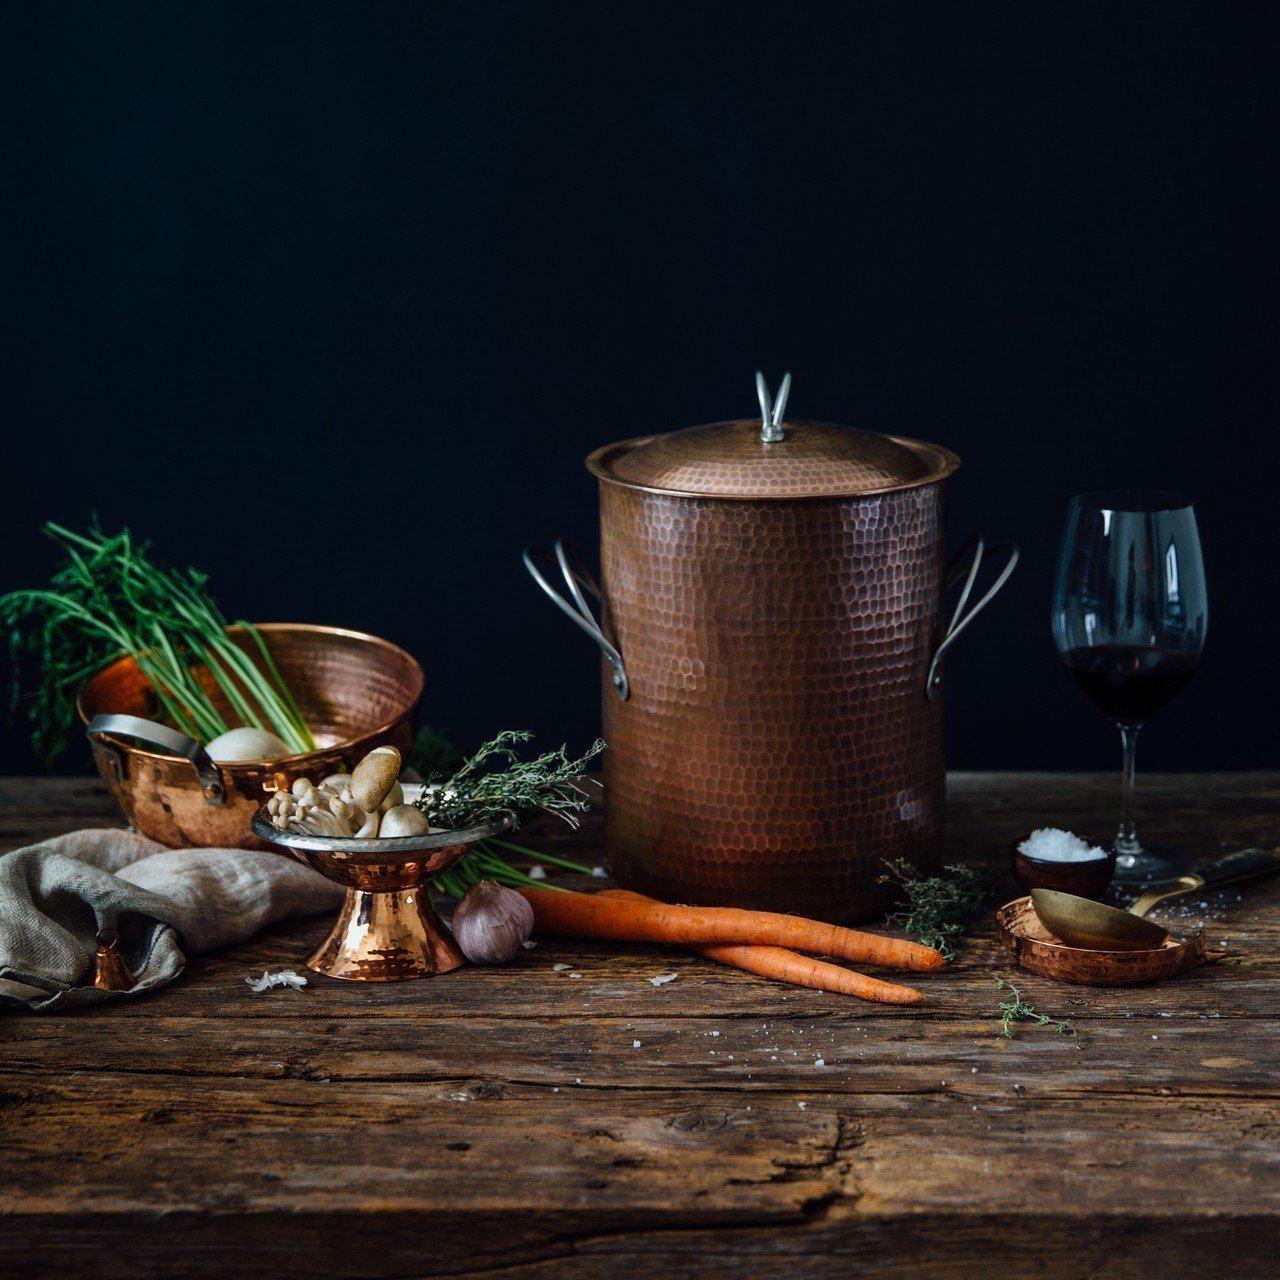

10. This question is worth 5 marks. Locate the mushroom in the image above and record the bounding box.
[350,746,402,812]
[379,804,431,838]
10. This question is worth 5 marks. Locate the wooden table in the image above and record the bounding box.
[2,773,1278,1278]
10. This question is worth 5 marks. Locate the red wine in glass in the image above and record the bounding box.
[1051,492,1208,886]
[1060,644,1198,724]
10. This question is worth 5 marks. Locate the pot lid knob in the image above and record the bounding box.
[755,371,791,444]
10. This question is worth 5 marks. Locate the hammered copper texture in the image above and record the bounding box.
[589,420,958,499]
[598,482,947,922]
[77,624,421,850]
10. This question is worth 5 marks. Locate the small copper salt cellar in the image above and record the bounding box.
[92,928,136,991]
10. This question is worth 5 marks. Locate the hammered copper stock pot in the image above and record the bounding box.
[526,375,1016,921]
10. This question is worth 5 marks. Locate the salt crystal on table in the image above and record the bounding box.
[528,865,547,880]
[632,1039,641,1048]
[648,973,678,986]
[813,1057,826,1068]
[522,940,537,949]
[552,963,572,972]
[1017,827,1108,862]
[591,866,608,878]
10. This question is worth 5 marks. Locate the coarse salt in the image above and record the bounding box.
[1017,827,1107,863]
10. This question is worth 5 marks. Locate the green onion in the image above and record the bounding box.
[1,521,316,762]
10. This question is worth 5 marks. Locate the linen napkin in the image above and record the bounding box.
[0,828,343,1012]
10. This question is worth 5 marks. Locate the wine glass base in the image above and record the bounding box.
[1110,845,1197,888]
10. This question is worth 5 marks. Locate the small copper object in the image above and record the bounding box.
[526,373,1018,921]
[92,928,136,991]
[77,624,423,850]
[251,806,510,982]
[997,897,1208,987]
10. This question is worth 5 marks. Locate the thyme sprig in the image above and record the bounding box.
[415,730,604,833]
[879,859,993,960]
[409,727,605,898]
[996,979,1077,1038]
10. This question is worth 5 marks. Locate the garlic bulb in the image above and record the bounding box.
[450,880,534,964]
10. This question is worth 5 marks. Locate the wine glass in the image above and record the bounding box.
[1051,491,1208,886]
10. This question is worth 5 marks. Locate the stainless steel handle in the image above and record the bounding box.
[523,539,630,700]
[925,537,1019,700]
[756,370,791,444]
[86,713,227,806]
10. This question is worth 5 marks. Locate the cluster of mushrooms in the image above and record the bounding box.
[265,745,433,840]
[265,743,535,964]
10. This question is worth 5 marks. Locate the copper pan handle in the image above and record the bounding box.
[925,537,1019,700]
[522,540,630,700]
[86,713,227,806]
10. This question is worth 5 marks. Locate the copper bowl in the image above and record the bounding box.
[997,896,1208,987]
[77,623,423,849]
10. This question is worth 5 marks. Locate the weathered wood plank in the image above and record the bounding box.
[4,1009,1277,1098]
[2,1077,1277,1279]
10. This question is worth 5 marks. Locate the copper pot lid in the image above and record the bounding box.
[586,373,960,501]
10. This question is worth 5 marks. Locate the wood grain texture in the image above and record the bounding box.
[1,772,1278,1279]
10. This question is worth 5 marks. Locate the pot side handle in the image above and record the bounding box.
[522,539,630,700]
[86,713,228,806]
[925,537,1020,701]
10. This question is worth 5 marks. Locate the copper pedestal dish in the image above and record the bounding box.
[527,374,1017,921]
[77,624,422,849]
[252,801,510,980]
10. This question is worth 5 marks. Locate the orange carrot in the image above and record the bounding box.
[695,943,922,1004]
[599,889,922,1005]
[519,886,945,972]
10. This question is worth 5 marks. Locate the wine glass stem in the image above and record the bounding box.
[1116,723,1142,854]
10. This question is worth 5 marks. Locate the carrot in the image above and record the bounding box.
[599,890,922,1004]
[696,944,922,1004]
[519,886,945,972]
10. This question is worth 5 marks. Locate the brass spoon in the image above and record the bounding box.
[1032,847,1280,951]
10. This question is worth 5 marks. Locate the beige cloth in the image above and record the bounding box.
[0,828,343,1012]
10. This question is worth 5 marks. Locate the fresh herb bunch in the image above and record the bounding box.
[1,521,316,762]
[879,858,993,961]
[409,726,605,899]
[996,978,1076,1038]
[416,729,604,831]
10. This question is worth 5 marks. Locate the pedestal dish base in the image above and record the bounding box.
[308,888,465,981]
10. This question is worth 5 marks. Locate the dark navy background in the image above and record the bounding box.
[2,2,1275,775]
